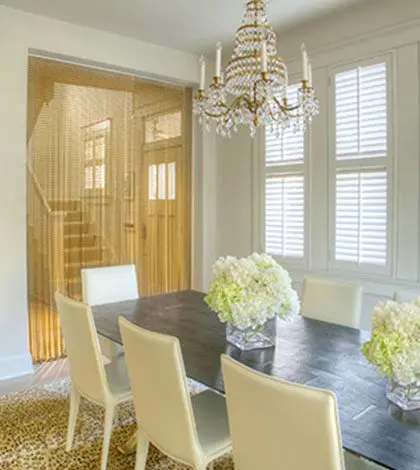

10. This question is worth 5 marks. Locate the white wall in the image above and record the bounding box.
[0,5,209,379]
[216,128,254,258]
[215,0,420,329]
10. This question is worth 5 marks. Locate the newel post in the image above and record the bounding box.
[51,212,66,297]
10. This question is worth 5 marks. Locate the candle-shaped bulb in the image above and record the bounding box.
[199,55,206,91]
[308,61,313,87]
[301,43,308,81]
[261,41,268,73]
[215,42,222,78]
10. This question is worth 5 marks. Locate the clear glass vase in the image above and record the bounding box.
[226,320,276,351]
[387,378,420,411]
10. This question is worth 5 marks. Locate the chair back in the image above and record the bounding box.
[222,355,345,470]
[119,317,201,465]
[394,290,420,303]
[81,264,139,306]
[55,292,108,403]
[301,276,362,328]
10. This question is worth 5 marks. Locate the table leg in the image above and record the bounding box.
[118,430,138,455]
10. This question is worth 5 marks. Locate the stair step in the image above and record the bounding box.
[64,234,97,249]
[64,222,90,236]
[65,260,104,279]
[65,211,84,223]
[49,200,81,212]
[65,246,104,263]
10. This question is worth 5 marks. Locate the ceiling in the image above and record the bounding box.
[0,0,367,54]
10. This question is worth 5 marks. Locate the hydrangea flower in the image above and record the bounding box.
[362,299,420,385]
[205,253,299,330]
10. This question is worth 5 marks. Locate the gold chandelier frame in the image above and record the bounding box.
[193,0,319,135]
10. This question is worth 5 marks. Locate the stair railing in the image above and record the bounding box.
[80,197,119,265]
[27,163,66,302]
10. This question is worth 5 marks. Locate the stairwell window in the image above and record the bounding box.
[264,84,306,260]
[84,119,110,191]
[145,111,181,143]
[331,59,392,272]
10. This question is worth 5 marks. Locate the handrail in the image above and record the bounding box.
[27,163,52,215]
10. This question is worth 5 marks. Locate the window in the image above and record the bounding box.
[148,162,176,201]
[264,84,305,259]
[84,119,110,191]
[332,61,390,269]
[145,111,181,143]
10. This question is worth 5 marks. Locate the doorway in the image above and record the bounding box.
[27,57,192,361]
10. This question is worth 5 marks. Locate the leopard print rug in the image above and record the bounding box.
[0,378,234,469]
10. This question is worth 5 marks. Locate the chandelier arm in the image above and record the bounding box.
[199,94,254,119]
[272,96,301,112]
[272,96,305,119]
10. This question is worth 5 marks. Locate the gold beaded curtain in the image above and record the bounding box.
[27,57,192,362]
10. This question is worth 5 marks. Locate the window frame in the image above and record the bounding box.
[328,53,395,276]
[144,107,183,147]
[83,118,111,194]
[262,81,310,268]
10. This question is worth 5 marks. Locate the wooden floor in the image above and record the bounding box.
[0,359,70,397]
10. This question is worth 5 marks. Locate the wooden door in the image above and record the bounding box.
[137,102,191,296]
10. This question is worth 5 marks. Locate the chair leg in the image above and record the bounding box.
[99,335,123,361]
[100,404,115,470]
[135,429,150,470]
[66,387,81,452]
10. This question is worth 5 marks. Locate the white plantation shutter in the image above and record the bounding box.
[336,170,387,265]
[333,60,390,269]
[266,84,304,167]
[265,131,304,166]
[266,174,304,257]
[265,84,305,259]
[336,63,387,160]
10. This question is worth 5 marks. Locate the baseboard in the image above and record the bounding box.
[0,353,34,381]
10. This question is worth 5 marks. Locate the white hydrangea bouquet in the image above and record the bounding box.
[205,253,299,350]
[362,299,420,410]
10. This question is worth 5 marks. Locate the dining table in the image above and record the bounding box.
[92,290,420,470]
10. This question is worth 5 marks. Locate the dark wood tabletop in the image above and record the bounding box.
[92,290,420,470]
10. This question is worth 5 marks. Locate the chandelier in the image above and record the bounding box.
[193,0,319,137]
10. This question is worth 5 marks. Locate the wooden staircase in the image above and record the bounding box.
[49,200,108,301]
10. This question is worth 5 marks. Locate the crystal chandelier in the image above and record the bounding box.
[193,0,319,137]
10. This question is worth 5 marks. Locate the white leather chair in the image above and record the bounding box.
[221,355,345,470]
[394,290,420,303]
[300,276,362,328]
[119,317,231,470]
[55,292,132,470]
[221,356,384,470]
[81,264,139,359]
[344,451,387,469]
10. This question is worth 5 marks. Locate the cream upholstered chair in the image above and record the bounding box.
[81,264,139,359]
[394,290,420,303]
[344,452,387,469]
[81,264,139,306]
[55,292,132,470]
[300,276,362,329]
[119,317,231,470]
[221,355,345,470]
